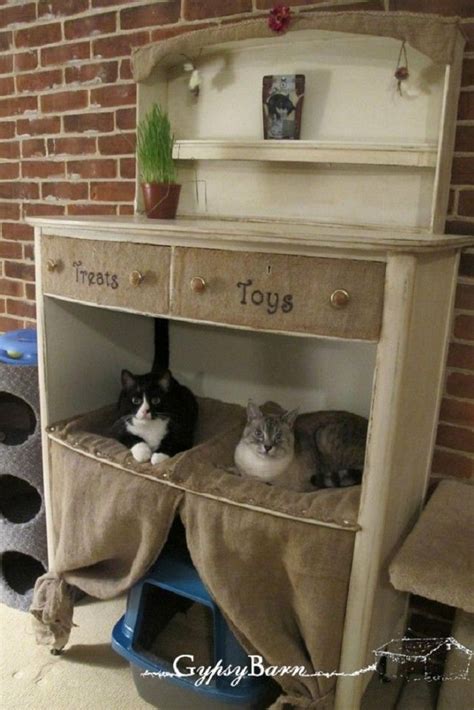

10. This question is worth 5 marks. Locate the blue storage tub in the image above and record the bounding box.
[0,329,37,366]
[112,549,275,709]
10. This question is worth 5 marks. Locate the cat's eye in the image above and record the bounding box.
[132,396,142,405]
[255,429,264,440]
[151,397,160,405]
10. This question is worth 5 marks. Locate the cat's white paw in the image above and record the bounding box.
[131,442,152,463]
[151,452,170,465]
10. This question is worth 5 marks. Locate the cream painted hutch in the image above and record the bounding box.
[30,13,473,709]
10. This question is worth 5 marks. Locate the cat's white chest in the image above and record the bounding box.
[234,441,292,481]
[127,417,168,451]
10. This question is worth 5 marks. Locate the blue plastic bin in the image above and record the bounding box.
[112,548,275,709]
[0,329,37,366]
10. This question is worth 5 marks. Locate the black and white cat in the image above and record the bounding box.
[111,368,198,465]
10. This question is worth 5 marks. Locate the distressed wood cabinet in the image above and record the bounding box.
[30,13,473,710]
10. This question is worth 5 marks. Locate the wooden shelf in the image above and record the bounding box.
[173,139,438,168]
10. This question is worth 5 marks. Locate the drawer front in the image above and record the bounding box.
[42,235,170,314]
[172,248,385,340]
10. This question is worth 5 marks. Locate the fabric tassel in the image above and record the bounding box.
[29,572,76,652]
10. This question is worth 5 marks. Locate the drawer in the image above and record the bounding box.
[41,235,170,315]
[171,248,385,340]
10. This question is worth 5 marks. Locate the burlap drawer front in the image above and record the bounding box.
[42,235,170,314]
[172,247,385,340]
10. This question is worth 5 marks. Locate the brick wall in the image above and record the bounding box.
[0,0,473,484]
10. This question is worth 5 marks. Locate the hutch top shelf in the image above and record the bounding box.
[133,11,465,235]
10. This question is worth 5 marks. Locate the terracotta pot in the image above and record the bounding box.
[141,182,181,219]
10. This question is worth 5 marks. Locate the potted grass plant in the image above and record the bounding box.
[137,103,181,219]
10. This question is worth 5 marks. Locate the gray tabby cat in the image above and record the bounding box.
[234,401,367,490]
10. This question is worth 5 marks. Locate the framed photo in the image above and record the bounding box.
[262,74,305,140]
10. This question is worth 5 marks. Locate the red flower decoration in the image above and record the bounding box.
[268,5,291,34]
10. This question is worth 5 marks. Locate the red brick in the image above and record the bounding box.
[0,181,39,199]
[16,116,61,136]
[0,204,20,220]
[22,160,65,178]
[0,121,15,139]
[0,31,13,52]
[0,278,24,297]
[150,22,217,43]
[63,112,114,134]
[447,342,474,370]
[451,157,474,186]
[0,141,19,160]
[67,203,117,216]
[0,3,36,29]
[0,162,19,179]
[90,181,135,201]
[0,315,24,331]
[6,299,36,319]
[16,69,62,93]
[23,243,34,261]
[439,398,474,427]
[14,50,38,72]
[458,91,474,121]
[458,190,474,218]
[92,30,149,59]
[65,61,118,85]
[41,41,90,67]
[455,126,474,153]
[2,222,34,241]
[454,314,474,341]
[0,76,14,95]
[120,2,180,30]
[22,203,65,217]
[0,299,4,314]
[120,157,135,179]
[41,90,88,114]
[4,260,35,282]
[0,95,37,118]
[460,253,474,278]
[38,0,88,17]
[48,136,96,156]
[42,182,88,200]
[15,22,61,49]
[91,83,136,108]
[183,0,251,19]
[390,0,473,15]
[432,448,473,480]
[65,12,116,40]
[436,424,474,454]
[0,54,13,74]
[21,138,46,158]
[445,220,474,236]
[455,283,474,311]
[91,0,132,5]
[98,133,135,155]
[116,107,135,131]
[117,58,131,80]
[462,58,474,88]
[446,372,474,399]
[25,283,36,300]
[463,22,474,53]
[0,241,22,259]
[67,159,116,179]
[118,204,134,216]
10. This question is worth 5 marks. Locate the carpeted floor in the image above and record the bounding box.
[0,596,150,710]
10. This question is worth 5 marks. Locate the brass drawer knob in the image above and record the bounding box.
[330,289,350,309]
[129,270,144,287]
[46,259,59,272]
[190,276,206,293]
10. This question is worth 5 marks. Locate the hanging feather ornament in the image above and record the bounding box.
[394,41,409,95]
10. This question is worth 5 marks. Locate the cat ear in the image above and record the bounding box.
[159,369,171,392]
[247,400,262,421]
[121,369,135,389]
[282,408,298,428]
